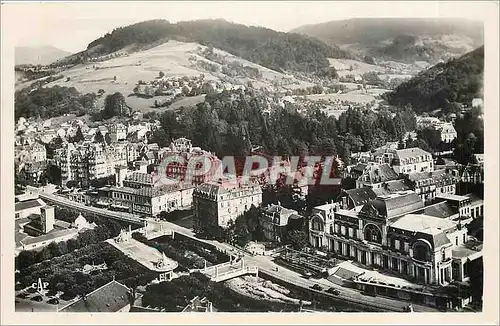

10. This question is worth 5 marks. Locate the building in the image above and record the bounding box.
[406,169,459,204]
[193,178,262,233]
[15,205,86,253]
[159,138,220,186]
[437,123,457,143]
[336,188,378,212]
[260,203,302,242]
[109,123,127,143]
[15,198,46,219]
[54,142,128,187]
[371,147,434,175]
[58,280,133,312]
[15,141,47,165]
[355,163,399,190]
[309,191,481,287]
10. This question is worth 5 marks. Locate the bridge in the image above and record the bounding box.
[200,257,259,282]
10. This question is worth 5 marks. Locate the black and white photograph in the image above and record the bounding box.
[1,1,498,324]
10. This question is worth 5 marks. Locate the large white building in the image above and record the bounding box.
[309,192,482,286]
[371,147,434,175]
[193,178,262,233]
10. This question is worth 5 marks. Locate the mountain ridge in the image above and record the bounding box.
[55,19,356,74]
[15,45,72,66]
[291,18,483,64]
[385,45,484,113]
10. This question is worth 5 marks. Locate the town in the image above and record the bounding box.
[12,14,485,315]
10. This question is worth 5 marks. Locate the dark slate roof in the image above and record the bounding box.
[362,192,424,220]
[344,188,378,206]
[15,199,44,212]
[59,280,131,312]
[377,179,413,194]
[424,202,458,219]
[359,163,399,184]
[351,163,367,173]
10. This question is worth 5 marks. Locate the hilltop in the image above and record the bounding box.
[385,46,484,113]
[28,41,317,113]
[15,45,72,65]
[55,19,355,74]
[291,18,483,64]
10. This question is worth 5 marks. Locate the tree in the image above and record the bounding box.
[287,230,308,250]
[95,130,104,143]
[159,71,165,78]
[39,164,62,186]
[103,92,128,119]
[69,127,84,143]
[98,89,105,97]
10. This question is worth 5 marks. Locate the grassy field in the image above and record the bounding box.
[328,58,386,77]
[29,41,313,113]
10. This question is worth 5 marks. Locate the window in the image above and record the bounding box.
[404,242,409,252]
[341,226,346,235]
[441,250,446,261]
[395,239,400,250]
[335,224,340,234]
[348,227,354,238]
[455,237,458,245]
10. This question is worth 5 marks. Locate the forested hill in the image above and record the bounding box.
[385,46,484,113]
[291,18,483,64]
[63,19,356,74]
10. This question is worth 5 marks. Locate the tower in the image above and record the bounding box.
[40,206,55,233]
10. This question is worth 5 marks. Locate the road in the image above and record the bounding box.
[147,218,439,312]
[38,192,439,312]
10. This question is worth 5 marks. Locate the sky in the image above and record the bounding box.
[2,1,491,53]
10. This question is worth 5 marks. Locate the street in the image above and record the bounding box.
[38,192,439,312]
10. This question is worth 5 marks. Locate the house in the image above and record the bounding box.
[406,169,459,204]
[15,198,46,219]
[437,123,457,143]
[58,280,133,312]
[372,147,434,175]
[260,203,302,242]
[355,163,399,190]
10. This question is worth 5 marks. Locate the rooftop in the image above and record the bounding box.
[59,280,131,312]
[395,147,432,160]
[424,201,458,219]
[361,192,424,220]
[343,187,378,207]
[390,214,457,235]
[359,163,399,184]
[452,240,483,260]
[15,199,45,212]
[436,193,470,202]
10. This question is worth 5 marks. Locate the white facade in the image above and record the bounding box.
[193,180,263,232]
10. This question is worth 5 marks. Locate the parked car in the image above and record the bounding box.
[327,287,340,295]
[30,295,43,302]
[302,271,312,279]
[310,284,323,291]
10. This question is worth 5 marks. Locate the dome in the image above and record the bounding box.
[74,214,88,228]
